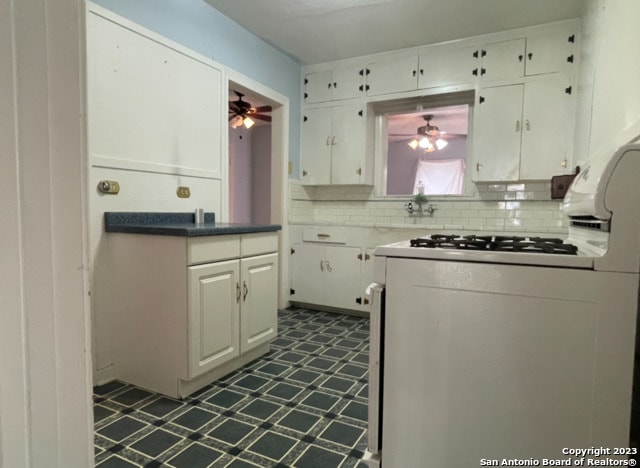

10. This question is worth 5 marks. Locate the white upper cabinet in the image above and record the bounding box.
[477,21,579,83]
[366,55,419,96]
[301,104,369,185]
[474,77,576,182]
[304,65,363,103]
[524,26,577,76]
[478,38,526,82]
[418,43,478,89]
[300,107,332,184]
[519,78,576,179]
[473,84,524,182]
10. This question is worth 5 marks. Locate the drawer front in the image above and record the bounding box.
[241,232,278,257]
[188,235,240,265]
[302,227,346,244]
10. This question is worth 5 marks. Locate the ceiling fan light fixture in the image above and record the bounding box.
[435,138,448,150]
[243,116,255,129]
[230,115,243,129]
[418,137,432,149]
[408,139,419,150]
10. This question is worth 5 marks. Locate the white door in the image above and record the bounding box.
[419,44,477,89]
[304,70,333,104]
[301,107,332,185]
[520,78,575,179]
[188,259,241,378]
[473,84,524,181]
[331,105,366,184]
[333,65,364,100]
[323,245,362,310]
[290,243,325,305]
[240,253,278,353]
[366,54,418,96]
[481,38,525,82]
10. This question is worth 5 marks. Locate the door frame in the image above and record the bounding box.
[225,71,290,309]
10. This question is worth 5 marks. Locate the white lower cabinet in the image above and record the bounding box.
[291,242,369,312]
[110,231,278,398]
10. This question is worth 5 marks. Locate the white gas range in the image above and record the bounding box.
[365,140,640,467]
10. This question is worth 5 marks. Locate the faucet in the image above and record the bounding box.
[405,201,437,216]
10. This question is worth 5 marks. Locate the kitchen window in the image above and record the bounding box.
[372,91,474,197]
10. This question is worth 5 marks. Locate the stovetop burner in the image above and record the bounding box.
[409,235,578,255]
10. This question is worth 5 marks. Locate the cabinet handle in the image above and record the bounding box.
[302,170,308,177]
[476,162,482,171]
[242,281,248,302]
[331,136,337,146]
[317,233,330,239]
[326,136,331,146]
[561,159,568,168]
[325,261,333,272]
[236,282,241,303]
[515,120,521,132]
[525,119,531,131]
[518,54,524,62]
[320,260,324,272]
[528,52,533,60]
[412,70,417,77]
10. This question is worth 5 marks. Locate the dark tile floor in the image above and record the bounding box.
[94,308,370,467]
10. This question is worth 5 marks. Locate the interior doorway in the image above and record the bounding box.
[228,89,272,224]
[225,75,290,310]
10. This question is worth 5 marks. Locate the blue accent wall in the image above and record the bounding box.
[92,0,302,177]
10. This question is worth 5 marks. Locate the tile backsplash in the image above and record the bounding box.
[289,182,568,234]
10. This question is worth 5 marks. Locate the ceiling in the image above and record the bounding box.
[204,0,583,64]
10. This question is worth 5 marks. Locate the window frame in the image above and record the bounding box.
[370,90,478,200]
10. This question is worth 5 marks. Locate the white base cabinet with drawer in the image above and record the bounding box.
[109,232,278,398]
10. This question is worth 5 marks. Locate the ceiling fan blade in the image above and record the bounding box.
[250,105,272,114]
[252,114,272,123]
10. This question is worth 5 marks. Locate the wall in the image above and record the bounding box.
[229,125,272,224]
[0,0,92,465]
[92,0,302,176]
[290,182,567,234]
[575,0,640,161]
[229,126,253,223]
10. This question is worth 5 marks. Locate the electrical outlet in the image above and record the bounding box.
[176,186,191,198]
[97,180,120,194]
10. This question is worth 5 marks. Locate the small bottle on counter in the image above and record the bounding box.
[195,208,204,225]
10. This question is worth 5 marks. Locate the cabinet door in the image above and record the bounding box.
[324,245,363,310]
[331,105,367,184]
[240,253,278,353]
[304,70,333,104]
[419,44,477,89]
[366,55,418,96]
[290,243,325,305]
[525,28,576,76]
[520,79,575,179]
[333,65,364,101]
[188,259,240,378]
[481,39,525,82]
[473,85,524,182]
[301,107,332,185]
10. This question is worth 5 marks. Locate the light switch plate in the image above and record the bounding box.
[177,186,191,198]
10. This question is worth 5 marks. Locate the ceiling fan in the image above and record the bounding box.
[391,114,462,152]
[228,91,272,129]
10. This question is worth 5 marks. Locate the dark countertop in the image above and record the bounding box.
[104,212,281,237]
